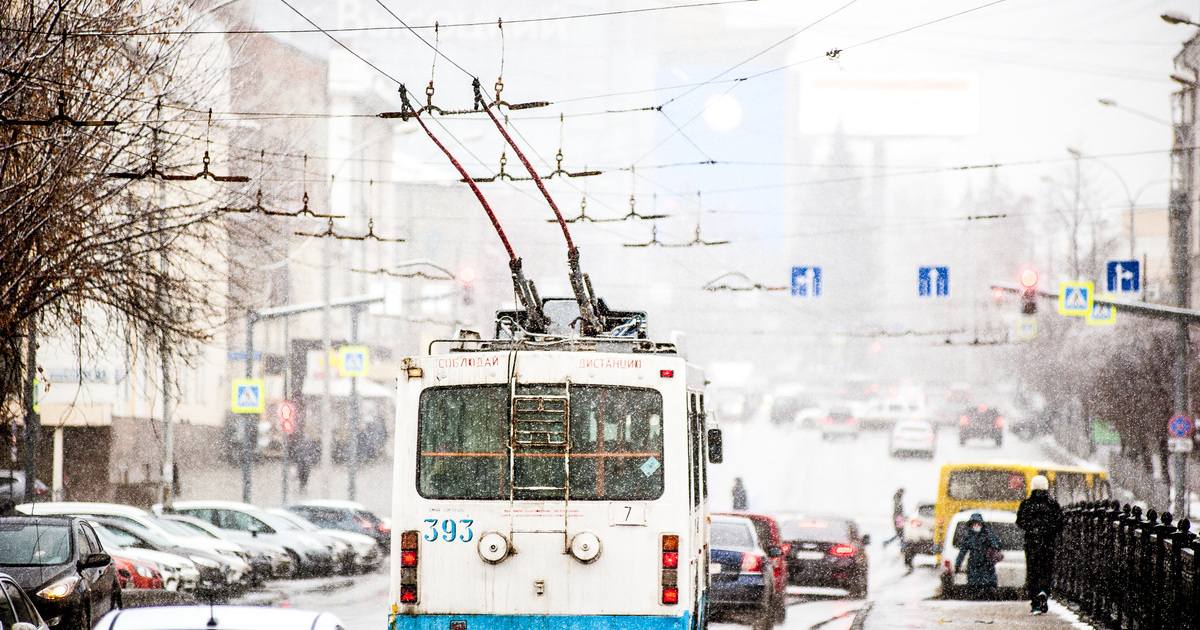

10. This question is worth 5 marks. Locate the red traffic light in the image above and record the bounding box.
[278,401,296,434]
[1019,268,1038,289]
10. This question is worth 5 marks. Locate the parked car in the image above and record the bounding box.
[707,515,777,630]
[110,556,163,590]
[94,605,347,630]
[0,515,120,629]
[818,407,859,440]
[901,501,938,568]
[958,404,1004,447]
[166,500,337,577]
[156,514,291,583]
[778,515,869,598]
[889,419,937,459]
[0,472,49,503]
[0,571,50,630]
[285,500,391,549]
[712,512,786,624]
[16,502,248,564]
[91,525,199,593]
[87,518,247,594]
[940,509,1026,598]
[265,509,381,573]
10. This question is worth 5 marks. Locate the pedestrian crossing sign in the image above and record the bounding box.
[231,379,264,414]
[1086,301,1116,325]
[339,346,369,378]
[1058,282,1093,316]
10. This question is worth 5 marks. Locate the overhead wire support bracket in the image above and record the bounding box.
[703,272,786,292]
[109,151,250,182]
[1,91,119,127]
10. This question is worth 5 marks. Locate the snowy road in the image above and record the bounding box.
[708,411,1050,630]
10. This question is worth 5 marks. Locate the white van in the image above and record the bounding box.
[939,509,1026,597]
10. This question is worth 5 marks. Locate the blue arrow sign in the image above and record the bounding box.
[1106,260,1140,293]
[918,266,949,297]
[791,266,822,297]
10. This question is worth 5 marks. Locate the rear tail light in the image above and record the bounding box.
[660,369,674,378]
[847,417,858,425]
[740,554,764,573]
[959,415,969,426]
[942,560,952,576]
[399,531,419,604]
[995,416,1005,428]
[781,543,790,554]
[355,516,372,529]
[378,522,391,533]
[821,417,832,425]
[830,545,855,557]
[910,519,920,528]
[661,535,679,606]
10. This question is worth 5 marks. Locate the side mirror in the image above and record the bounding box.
[248,526,260,538]
[78,552,111,570]
[767,546,783,558]
[860,534,871,546]
[707,428,723,464]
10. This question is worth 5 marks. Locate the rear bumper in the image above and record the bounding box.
[391,614,693,630]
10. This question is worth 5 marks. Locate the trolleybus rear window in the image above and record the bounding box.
[418,384,664,500]
[946,469,1027,503]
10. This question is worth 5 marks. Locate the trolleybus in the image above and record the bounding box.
[389,300,721,630]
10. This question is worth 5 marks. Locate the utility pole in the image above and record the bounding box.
[22,321,38,503]
[1171,78,1195,518]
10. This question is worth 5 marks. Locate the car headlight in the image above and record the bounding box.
[37,576,79,600]
[190,556,220,568]
[134,565,156,578]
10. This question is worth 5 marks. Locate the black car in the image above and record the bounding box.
[286,500,390,549]
[958,404,1004,446]
[0,515,120,629]
[707,515,778,630]
[779,516,869,598]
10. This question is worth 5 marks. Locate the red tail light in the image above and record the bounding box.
[661,534,679,607]
[942,560,952,576]
[662,552,679,568]
[401,551,418,567]
[995,416,1005,428]
[741,554,765,573]
[400,584,418,603]
[959,416,969,426]
[847,417,858,425]
[662,587,679,604]
[378,522,391,532]
[399,531,419,605]
[821,417,832,424]
[910,519,920,528]
[830,545,855,557]
[660,369,675,378]
[781,543,791,554]
[355,516,372,529]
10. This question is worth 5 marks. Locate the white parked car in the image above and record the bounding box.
[94,605,346,630]
[889,419,936,458]
[939,509,1026,597]
[856,399,927,430]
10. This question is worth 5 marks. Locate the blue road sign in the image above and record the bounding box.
[918,266,949,297]
[1106,260,1140,293]
[791,266,822,297]
[1059,282,1093,316]
[231,379,264,414]
[1168,414,1193,439]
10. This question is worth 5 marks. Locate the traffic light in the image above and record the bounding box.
[459,265,476,306]
[278,401,296,434]
[1020,268,1039,315]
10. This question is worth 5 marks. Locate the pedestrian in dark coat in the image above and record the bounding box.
[731,477,748,511]
[1016,474,1063,614]
[954,513,1002,591]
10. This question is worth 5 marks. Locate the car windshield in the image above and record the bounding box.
[779,519,852,542]
[0,522,71,565]
[710,521,755,548]
[160,518,219,539]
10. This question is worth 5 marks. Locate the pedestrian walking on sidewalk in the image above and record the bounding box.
[954,513,1002,597]
[731,477,748,511]
[1016,475,1062,614]
[883,488,905,549]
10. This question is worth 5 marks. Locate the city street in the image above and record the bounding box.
[216,404,1094,630]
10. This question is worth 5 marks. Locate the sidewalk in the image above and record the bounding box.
[175,455,395,517]
[855,598,1094,629]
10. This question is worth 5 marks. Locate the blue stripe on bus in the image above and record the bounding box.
[390,612,692,630]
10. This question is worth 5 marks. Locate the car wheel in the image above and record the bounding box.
[286,549,304,578]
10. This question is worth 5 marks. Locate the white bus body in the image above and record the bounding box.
[389,344,714,630]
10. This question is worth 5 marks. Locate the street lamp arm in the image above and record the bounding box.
[1163,11,1200,27]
